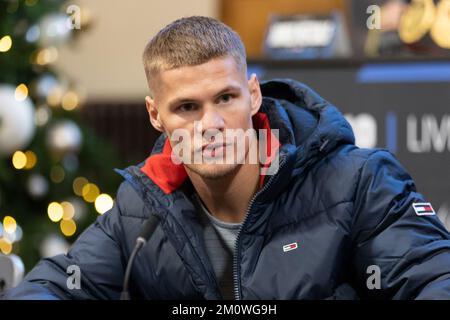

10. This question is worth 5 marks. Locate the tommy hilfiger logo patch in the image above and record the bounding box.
[282,242,298,252]
[413,202,436,216]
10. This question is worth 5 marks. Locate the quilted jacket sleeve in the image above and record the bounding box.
[351,150,450,299]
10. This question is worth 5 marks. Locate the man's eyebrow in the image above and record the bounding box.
[213,85,241,97]
[167,97,197,109]
[167,85,242,108]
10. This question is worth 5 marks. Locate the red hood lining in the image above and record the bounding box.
[141,112,281,194]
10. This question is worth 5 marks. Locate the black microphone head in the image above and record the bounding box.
[122,214,159,300]
[138,214,159,242]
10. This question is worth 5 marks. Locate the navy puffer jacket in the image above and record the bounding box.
[4,79,450,300]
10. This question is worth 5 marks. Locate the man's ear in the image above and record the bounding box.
[248,73,262,116]
[145,96,164,132]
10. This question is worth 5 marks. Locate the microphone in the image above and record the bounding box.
[120,214,159,300]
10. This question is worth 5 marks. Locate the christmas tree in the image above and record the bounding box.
[0,0,122,272]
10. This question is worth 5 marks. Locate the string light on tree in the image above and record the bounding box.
[24,150,37,169]
[61,90,79,111]
[95,194,114,214]
[61,201,75,220]
[12,150,37,170]
[12,151,27,169]
[46,85,63,106]
[32,46,59,66]
[82,183,100,203]
[0,237,12,254]
[3,216,17,234]
[60,219,76,237]
[14,83,28,101]
[47,202,63,222]
[73,176,89,196]
[0,35,12,52]
[0,216,22,254]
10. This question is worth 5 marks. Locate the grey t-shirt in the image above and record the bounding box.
[193,194,241,299]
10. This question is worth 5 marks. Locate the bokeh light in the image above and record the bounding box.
[12,151,27,169]
[3,216,17,234]
[61,91,79,110]
[0,35,12,52]
[48,202,63,222]
[0,238,12,254]
[61,201,75,220]
[15,83,29,101]
[95,194,113,214]
[50,165,65,183]
[60,219,76,237]
[73,177,88,196]
[82,183,100,203]
[24,150,37,169]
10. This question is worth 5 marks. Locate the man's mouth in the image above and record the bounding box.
[201,143,229,158]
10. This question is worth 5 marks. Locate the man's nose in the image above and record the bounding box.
[200,106,225,132]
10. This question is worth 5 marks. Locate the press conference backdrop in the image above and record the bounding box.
[248,58,450,228]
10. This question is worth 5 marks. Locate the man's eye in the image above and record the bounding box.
[218,94,232,103]
[178,103,196,112]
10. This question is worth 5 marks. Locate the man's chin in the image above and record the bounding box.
[184,162,240,180]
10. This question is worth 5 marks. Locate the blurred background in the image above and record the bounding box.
[0,0,449,279]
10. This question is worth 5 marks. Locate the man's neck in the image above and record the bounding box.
[186,162,261,224]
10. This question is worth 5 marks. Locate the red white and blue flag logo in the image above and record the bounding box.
[413,202,435,216]
[282,242,298,252]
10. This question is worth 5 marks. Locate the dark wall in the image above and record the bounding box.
[80,101,161,165]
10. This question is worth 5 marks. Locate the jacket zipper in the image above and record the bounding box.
[232,157,287,300]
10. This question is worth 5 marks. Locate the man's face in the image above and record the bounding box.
[145,55,262,179]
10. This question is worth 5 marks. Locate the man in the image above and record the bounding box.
[3,16,450,300]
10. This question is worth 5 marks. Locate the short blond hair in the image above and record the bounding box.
[142,16,247,94]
